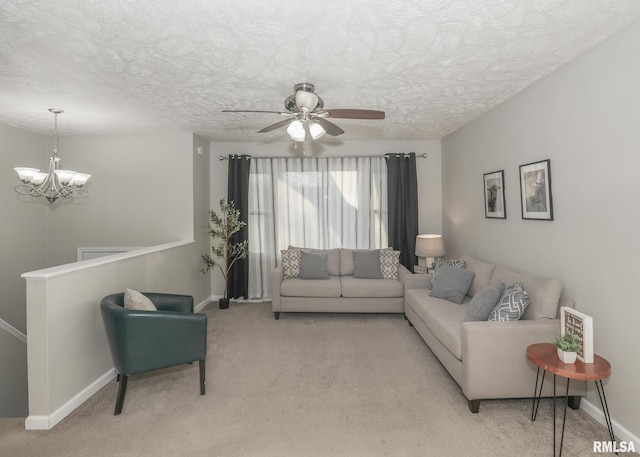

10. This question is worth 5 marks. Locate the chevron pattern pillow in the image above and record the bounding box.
[380,249,400,279]
[488,282,530,321]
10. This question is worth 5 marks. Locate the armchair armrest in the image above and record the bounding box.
[461,318,561,400]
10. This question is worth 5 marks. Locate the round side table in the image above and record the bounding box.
[527,343,614,457]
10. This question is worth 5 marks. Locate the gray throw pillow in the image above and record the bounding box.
[429,265,476,304]
[430,259,465,289]
[488,282,530,321]
[353,250,383,279]
[464,282,506,322]
[299,251,329,279]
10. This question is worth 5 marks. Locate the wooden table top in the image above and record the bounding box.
[527,343,611,381]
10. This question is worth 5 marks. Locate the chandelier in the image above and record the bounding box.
[14,109,91,204]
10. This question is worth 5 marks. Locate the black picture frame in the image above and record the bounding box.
[483,170,506,219]
[519,159,553,220]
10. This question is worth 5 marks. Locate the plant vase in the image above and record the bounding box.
[557,347,577,364]
[219,297,230,310]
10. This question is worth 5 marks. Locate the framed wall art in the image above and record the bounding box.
[483,170,506,219]
[560,306,594,363]
[519,159,553,220]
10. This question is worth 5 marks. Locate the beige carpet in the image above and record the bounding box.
[0,301,626,457]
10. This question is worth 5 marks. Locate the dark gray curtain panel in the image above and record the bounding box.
[227,154,251,299]
[386,153,418,269]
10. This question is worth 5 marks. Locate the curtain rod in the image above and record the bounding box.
[219,153,427,161]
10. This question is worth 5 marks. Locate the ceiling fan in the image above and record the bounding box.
[222,83,385,141]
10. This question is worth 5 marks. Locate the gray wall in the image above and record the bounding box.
[48,133,195,266]
[0,124,48,416]
[442,20,640,439]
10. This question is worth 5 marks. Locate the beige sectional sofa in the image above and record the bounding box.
[402,254,587,412]
[272,248,411,319]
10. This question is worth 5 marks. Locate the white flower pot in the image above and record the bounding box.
[557,348,577,364]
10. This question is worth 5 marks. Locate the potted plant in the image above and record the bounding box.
[552,331,582,364]
[201,198,249,309]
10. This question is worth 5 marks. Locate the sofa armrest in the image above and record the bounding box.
[461,319,561,400]
[397,264,412,283]
[271,265,284,311]
[401,271,433,290]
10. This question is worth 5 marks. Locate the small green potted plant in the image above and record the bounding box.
[201,198,249,309]
[552,331,582,364]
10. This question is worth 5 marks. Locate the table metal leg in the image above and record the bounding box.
[553,374,556,457]
[595,380,617,451]
[531,367,546,421]
[558,378,570,457]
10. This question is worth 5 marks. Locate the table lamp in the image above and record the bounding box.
[415,234,445,272]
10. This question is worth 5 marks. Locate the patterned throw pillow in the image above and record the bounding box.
[430,259,465,289]
[488,282,530,321]
[380,250,400,279]
[281,249,302,278]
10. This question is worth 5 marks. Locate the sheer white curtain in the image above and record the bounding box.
[248,157,388,299]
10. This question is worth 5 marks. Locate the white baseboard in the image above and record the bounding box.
[25,368,117,430]
[195,295,220,312]
[581,398,640,444]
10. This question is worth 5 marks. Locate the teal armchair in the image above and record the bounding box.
[100,292,207,415]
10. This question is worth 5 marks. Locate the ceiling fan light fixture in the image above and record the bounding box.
[287,119,305,142]
[309,122,326,140]
[295,90,318,111]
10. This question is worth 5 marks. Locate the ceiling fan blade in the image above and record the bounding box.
[314,117,344,136]
[258,118,293,133]
[315,109,385,120]
[222,109,291,115]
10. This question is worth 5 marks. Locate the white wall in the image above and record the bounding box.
[209,140,443,295]
[443,20,640,440]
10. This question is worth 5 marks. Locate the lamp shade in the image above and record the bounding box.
[415,234,445,257]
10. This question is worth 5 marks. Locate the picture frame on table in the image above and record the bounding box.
[519,159,553,220]
[483,170,506,219]
[560,306,594,363]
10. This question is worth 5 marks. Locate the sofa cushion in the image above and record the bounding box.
[280,276,342,298]
[299,251,330,280]
[341,276,404,298]
[353,250,383,279]
[464,282,505,322]
[460,255,496,297]
[380,249,400,279]
[124,288,157,311]
[429,265,475,304]
[289,246,340,276]
[430,259,465,289]
[488,282,530,321]
[490,265,561,320]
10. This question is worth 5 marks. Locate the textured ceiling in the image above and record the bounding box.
[1,1,640,142]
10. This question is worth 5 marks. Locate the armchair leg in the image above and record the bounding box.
[468,399,481,413]
[274,312,280,320]
[114,374,128,416]
[199,359,206,395]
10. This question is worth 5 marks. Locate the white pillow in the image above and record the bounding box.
[124,288,157,311]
